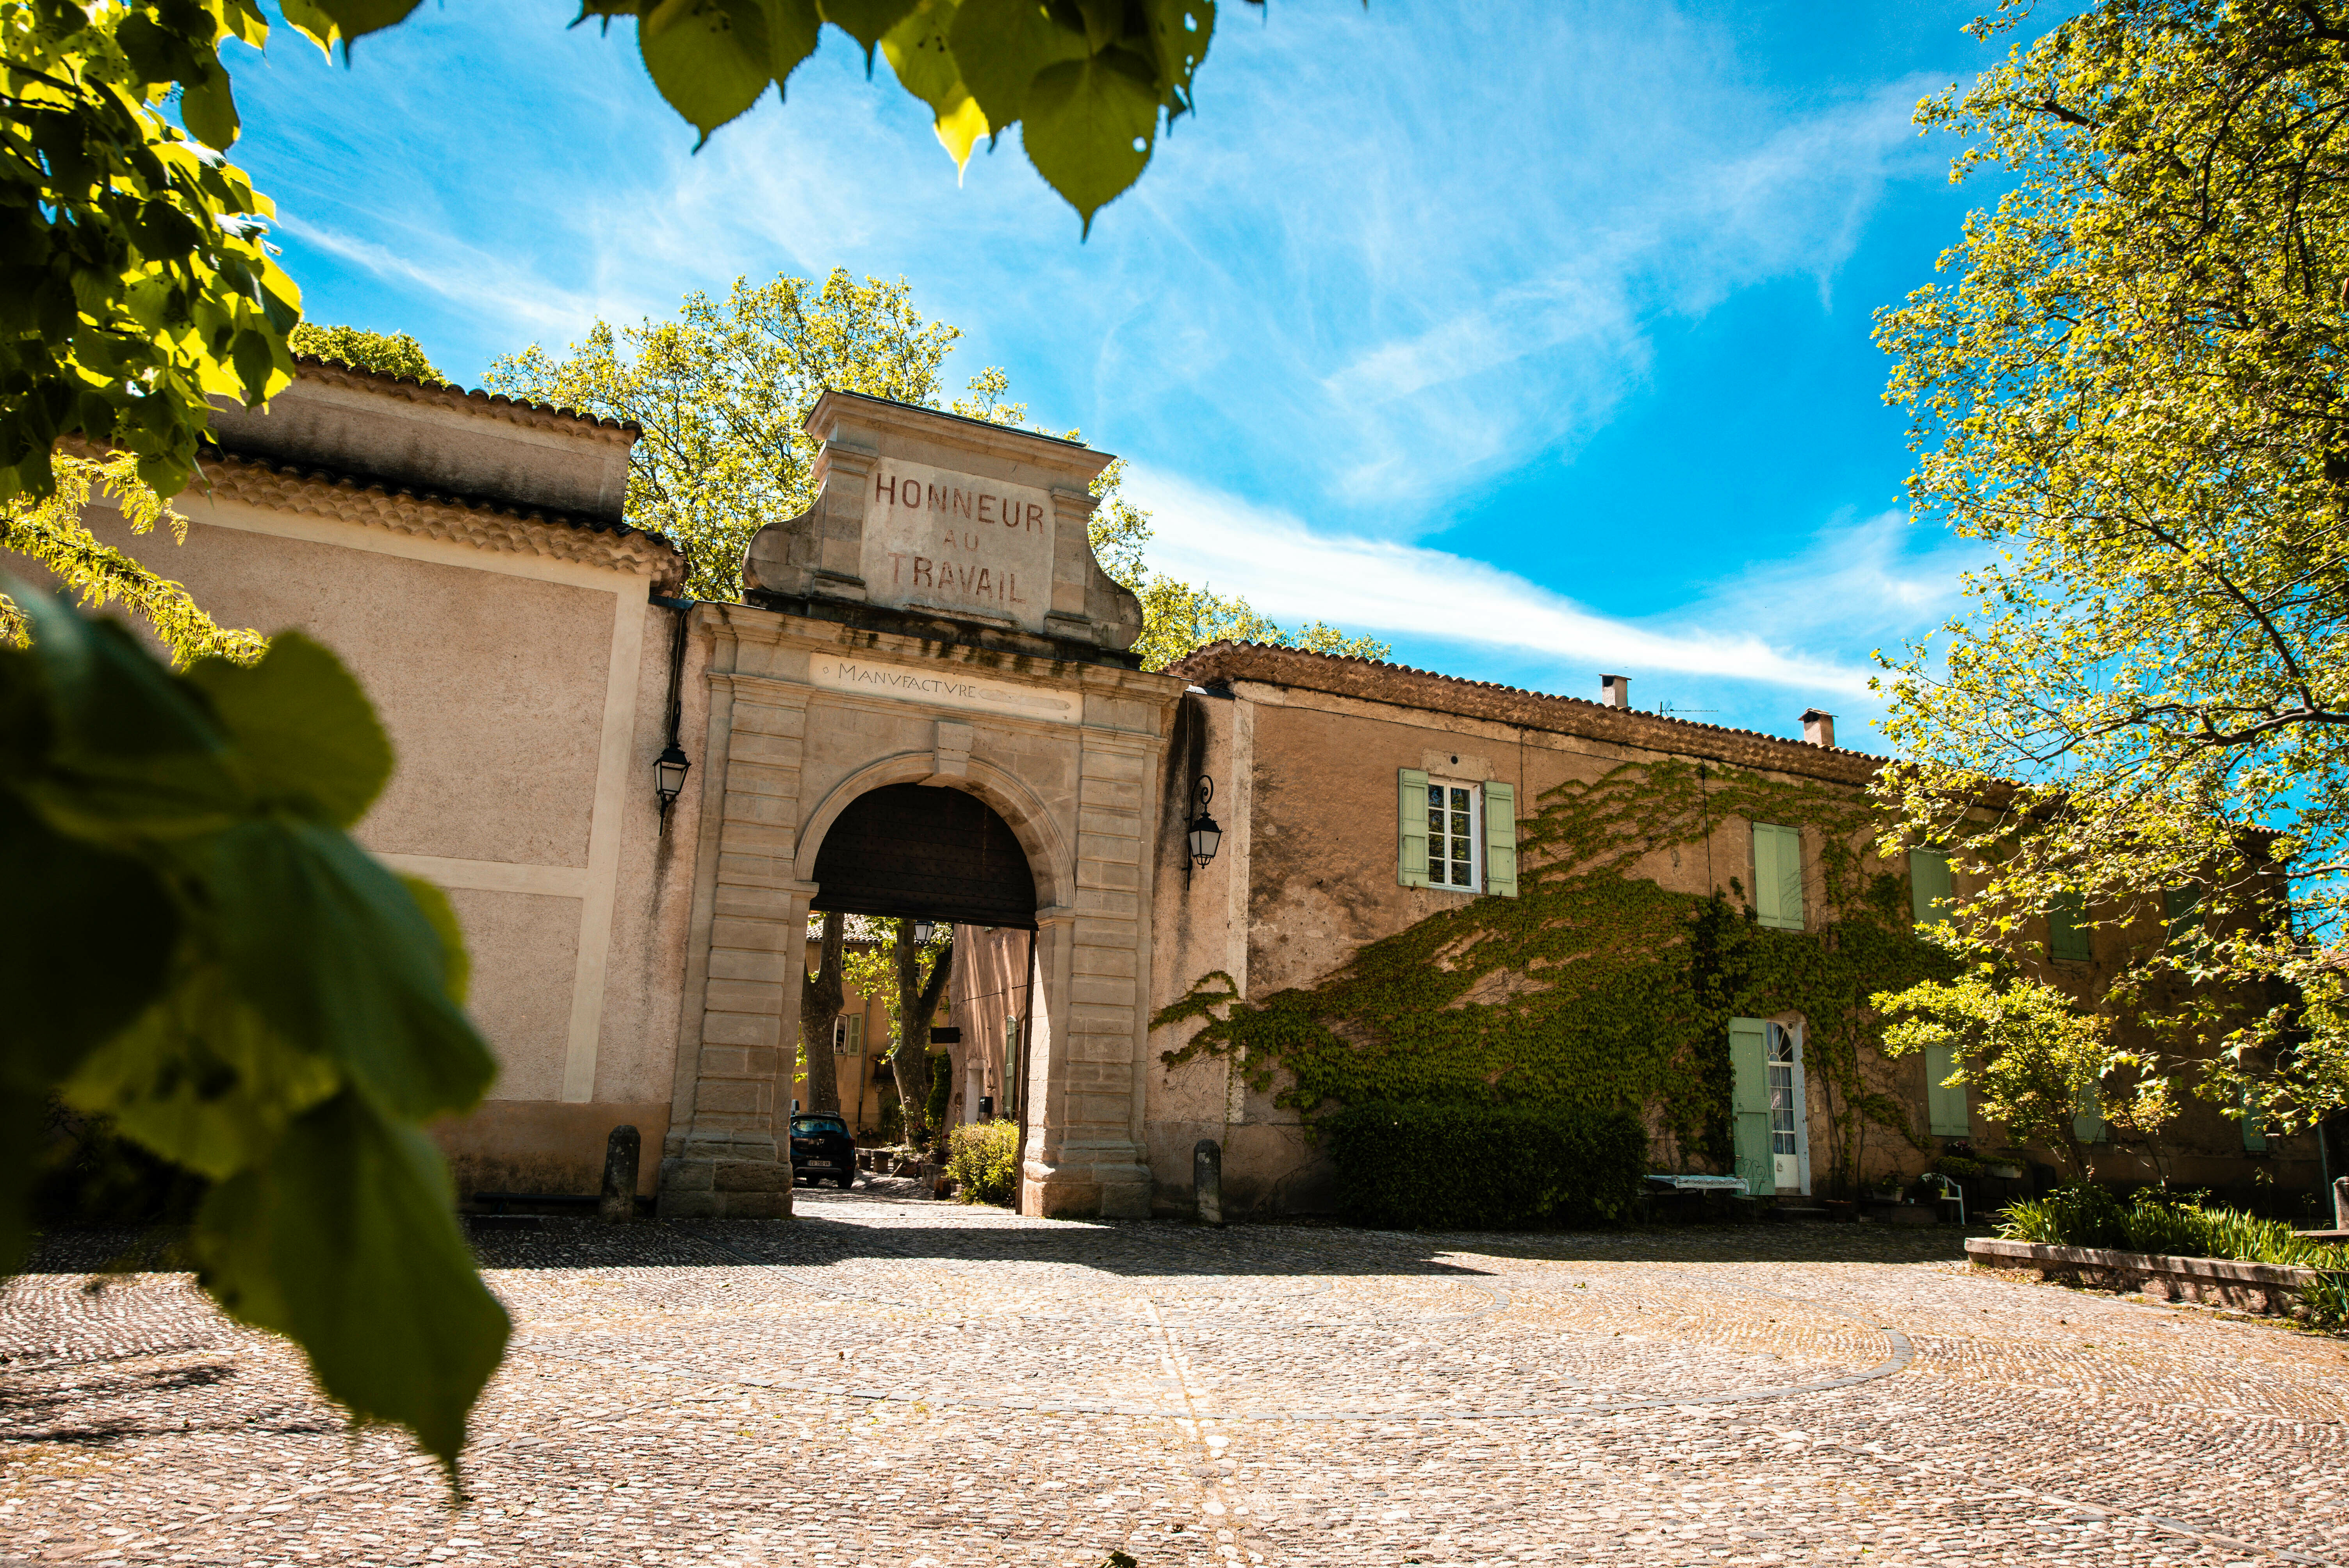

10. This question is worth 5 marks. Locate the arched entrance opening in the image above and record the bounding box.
[806,782,1040,1183]
[810,783,1037,929]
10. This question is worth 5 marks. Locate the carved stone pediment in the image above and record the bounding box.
[741,391,1143,659]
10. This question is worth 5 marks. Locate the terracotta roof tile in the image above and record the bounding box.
[1168,641,1882,785]
[290,356,641,438]
[201,448,684,561]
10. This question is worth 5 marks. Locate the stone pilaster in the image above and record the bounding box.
[660,665,811,1219]
[1019,736,1157,1219]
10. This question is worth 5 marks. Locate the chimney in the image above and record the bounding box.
[1801,708,1836,748]
[1600,674,1631,709]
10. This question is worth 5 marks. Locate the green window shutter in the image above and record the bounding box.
[1483,780,1517,898]
[2241,1087,2267,1153]
[1398,768,1431,889]
[1909,848,1953,929]
[1729,1017,1773,1193]
[2048,890,2092,963]
[2073,1082,2105,1144]
[1925,1042,1969,1137]
[1753,823,1804,930]
[2164,885,2203,953]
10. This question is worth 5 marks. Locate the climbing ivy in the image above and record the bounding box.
[1153,759,1962,1195]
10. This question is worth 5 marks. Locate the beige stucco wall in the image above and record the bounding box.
[1146,666,2315,1216]
[40,462,693,1197]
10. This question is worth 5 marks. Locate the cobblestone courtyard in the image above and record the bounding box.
[5,1185,2347,1567]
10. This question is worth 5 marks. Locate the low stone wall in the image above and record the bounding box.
[1966,1237,2336,1317]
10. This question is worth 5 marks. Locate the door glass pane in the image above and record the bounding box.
[1767,1026,1798,1154]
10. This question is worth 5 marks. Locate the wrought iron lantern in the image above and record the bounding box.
[1187,777,1222,869]
[911,919,938,944]
[653,741,691,817]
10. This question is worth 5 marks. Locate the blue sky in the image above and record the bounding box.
[224,2,2014,751]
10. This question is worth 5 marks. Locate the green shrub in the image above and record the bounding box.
[924,1051,952,1134]
[1997,1183,2128,1248]
[2001,1185,2349,1269]
[1318,1102,1647,1231]
[944,1120,1021,1207]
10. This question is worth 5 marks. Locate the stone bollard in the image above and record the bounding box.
[2335,1175,2349,1232]
[1194,1138,1223,1227]
[600,1124,641,1224]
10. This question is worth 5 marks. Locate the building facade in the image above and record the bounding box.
[49,362,2314,1220]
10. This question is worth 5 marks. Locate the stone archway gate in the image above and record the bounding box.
[659,392,1182,1221]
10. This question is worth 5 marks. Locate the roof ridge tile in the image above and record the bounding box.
[1169,640,1878,780]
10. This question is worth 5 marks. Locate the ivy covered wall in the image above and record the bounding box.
[1151,751,1960,1200]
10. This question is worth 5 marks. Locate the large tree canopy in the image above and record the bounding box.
[489,273,1390,668]
[1872,0,2349,1127]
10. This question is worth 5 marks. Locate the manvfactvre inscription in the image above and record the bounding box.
[808,655,1078,724]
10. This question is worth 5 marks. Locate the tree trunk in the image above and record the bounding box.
[889,918,954,1146]
[800,911,846,1116]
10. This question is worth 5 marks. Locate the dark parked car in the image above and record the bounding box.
[790,1114,857,1187]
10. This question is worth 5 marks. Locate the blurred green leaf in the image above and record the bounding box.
[948,0,1084,127]
[399,876,472,1007]
[818,0,921,59]
[0,791,179,1087]
[10,590,246,842]
[762,0,824,84]
[63,966,341,1181]
[641,0,775,141]
[883,0,986,168]
[193,1090,510,1471]
[185,633,391,829]
[1019,50,1159,232]
[202,820,496,1121]
[291,0,426,45]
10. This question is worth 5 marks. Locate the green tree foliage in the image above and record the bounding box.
[1876,968,2123,1182]
[1,588,508,1471]
[1,0,301,504]
[1155,760,1956,1195]
[893,922,952,1144]
[2,450,264,662]
[287,322,444,383]
[1871,0,2349,1130]
[485,271,962,600]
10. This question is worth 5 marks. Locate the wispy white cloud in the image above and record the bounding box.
[1684,507,1988,656]
[272,213,608,337]
[1128,465,1882,697]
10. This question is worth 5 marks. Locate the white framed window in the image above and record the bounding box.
[833,1014,864,1055]
[1425,779,1482,891]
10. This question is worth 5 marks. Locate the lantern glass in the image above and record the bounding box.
[653,742,691,808]
[911,919,937,944]
[1187,811,1223,869]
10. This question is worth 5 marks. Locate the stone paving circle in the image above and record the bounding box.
[5,1178,2349,1565]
